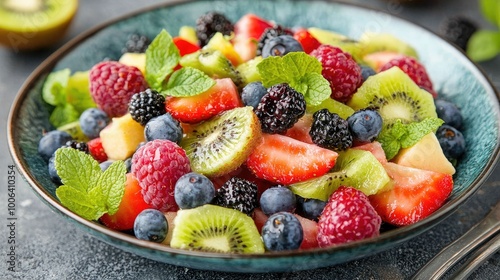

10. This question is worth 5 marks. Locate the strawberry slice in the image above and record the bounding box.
[294,214,319,249]
[369,162,453,226]
[293,28,321,54]
[165,78,242,123]
[283,114,314,144]
[232,14,274,61]
[173,37,200,56]
[246,134,338,185]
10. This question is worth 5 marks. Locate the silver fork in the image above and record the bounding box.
[411,200,500,280]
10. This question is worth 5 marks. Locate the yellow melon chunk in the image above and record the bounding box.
[392,132,455,175]
[100,114,145,160]
[119,53,146,75]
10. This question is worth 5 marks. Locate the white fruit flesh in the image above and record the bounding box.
[100,114,145,160]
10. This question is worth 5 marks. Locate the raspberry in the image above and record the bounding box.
[89,61,148,118]
[317,186,381,247]
[87,138,108,163]
[256,25,293,56]
[212,177,258,216]
[196,12,233,47]
[309,109,352,151]
[310,45,362,103]
[132,139,191,212]
[379,56,437,97]
[255,83,306,134]
[128,89,166,126]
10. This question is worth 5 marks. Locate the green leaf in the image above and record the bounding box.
[162,67,216,97]
[55,148,101,192]
[257,56,287,87]
[49,103,79,128]
[467,30,500,62]
[56,186,103,221]
[480,0,500,28]
[98,161,127,215]
[377,120,407,160]
[400,118,444,148]
[282,52,322,79]
[297,72,332,106]
[145,29,180,91]
[42,68,71,106]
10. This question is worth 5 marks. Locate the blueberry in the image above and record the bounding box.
[144,113,183,143]
[133,209,168,243]
[99,160,114,171]
[360,65,376,82]
[261,35,303,58]
[174,172,215,209]
[436,125,466,160]
[38,130,73,161]
[260,186,296,216]
[79,108,110,139]
[48,154,62,185]
[241,82,267,109]
[262,212,303,251]
[124,158,132,173]
[435,99,463,129]
[347,109,383,142]
[296,196,326,221]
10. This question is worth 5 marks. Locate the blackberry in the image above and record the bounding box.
[309,109,353,151]
[196,11,233,47]
[441,16,477,51]
[128,89,166,126]
[65,140,89,153]
[255,83,306,134]
[122,33,150,54]
[256,25,293,56]
[212,177,258,216]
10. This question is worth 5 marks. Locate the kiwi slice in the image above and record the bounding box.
[170,204,265,253]
[347,67,437,123]
[307,27,364,62]
[236,56,263,86]
[359,32,418,58]
[180,106,262,178]
[180,49,243,87]
[0,0,78,51]
[57,121,88,142]
[306,97,355,120]
[289,149,390,201]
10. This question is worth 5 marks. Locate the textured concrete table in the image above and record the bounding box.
[1,0,499,279]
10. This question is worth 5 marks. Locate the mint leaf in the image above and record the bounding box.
[49,103,79,128]
[145,29,180,91]
[54,148,127,221]
[42,68,70,106]
[400,118,444,148]
[257,52,331,106]
[378,120,407,160]
[162,67,216,97]
[480,0,500,28]
[467,30,500,62]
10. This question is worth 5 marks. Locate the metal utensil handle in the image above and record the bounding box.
[451,233,500,279]
[411,202,500,280]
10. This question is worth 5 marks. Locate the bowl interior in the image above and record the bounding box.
[8,0,500,273]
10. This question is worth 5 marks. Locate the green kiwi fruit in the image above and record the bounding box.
[180,106,262,178]
[180,49,243,87]
[307,27,364,62]
[347,67,437,123]
[289,149,390,201]
[57,121,88,142]
[306,97,355,120]
[359,32,418,58]
[236,56,262,86]
[170,204,265,253]
[0,0,78,51]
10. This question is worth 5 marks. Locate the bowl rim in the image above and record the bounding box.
[7,0,500,262]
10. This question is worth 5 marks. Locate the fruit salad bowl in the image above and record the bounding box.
[7,0,500,273]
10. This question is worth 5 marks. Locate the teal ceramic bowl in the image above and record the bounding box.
[8,0,500,273]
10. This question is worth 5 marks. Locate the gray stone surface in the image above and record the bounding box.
[1,0,499,279]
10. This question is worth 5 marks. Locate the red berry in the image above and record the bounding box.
[379,56,437,97]
[100,173,152,231]
[310,45,362,103]
[89,61,148,118]
[132,139,191,212]
[87,138,107,163]
[317,186,381,247]
[293,28,321,54]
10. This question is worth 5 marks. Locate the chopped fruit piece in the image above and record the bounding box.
[232,14,274,61]
[294,214,319,249]
[87,138,108,163]
[246,133,338,185]
[100,173,152,231]
[100,113,145,160]
[284,114,314,144]
[293,28,321,54]
[392,132,455,175]
[161,211,177,245]
[352,141,388,164]
[369,162,453,226]
[306,97,355,120]
[119,52,146,74]
[205,32,243,66]
[173,36,201,56]
[362,51,402,72]
[359,32,418,59]
[166,78,242,124]
[178,25,198,45]
[252,208,268,233]
[236,56,263,86]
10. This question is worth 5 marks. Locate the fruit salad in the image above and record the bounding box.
[38,12,466,253]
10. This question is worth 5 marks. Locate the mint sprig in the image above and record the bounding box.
[54,148,126,220]
[257,52,331,106]
[378,118,444,160]
[467,0,500,61]
[145,29,215,97]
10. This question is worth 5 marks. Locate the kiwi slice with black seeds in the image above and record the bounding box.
[347,67,437,123]
[180,106,262,178]
[170,204,264,253]
[0,0,78,51]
